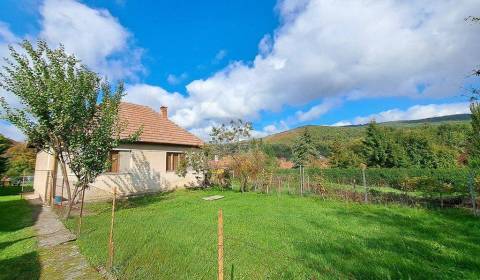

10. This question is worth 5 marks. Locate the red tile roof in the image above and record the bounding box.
[118,102,203,147]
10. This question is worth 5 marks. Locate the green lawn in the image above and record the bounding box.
[68,189,480,279]
[0,191,40,280]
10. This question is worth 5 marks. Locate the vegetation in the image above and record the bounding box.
[0,40,138,218]
[0,193,39,279]
[263,116,471,167]
[291,127,316,167]
[4,143,35,178]
[66,189,480,279]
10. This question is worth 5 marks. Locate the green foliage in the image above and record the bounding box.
[329,143,362,168]
[176,147,211,187]
[277,167,471,193]
[0,40,139,216]
[0,135,11,174]
[264,117,470,169]
[4,143,35,177]
[292,127,317,167]
[261,143,292,159]
[468,100,480,168]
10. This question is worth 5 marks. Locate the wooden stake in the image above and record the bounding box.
[218,208,224,280]
[362,166,368,203]
[107,187,117,270]
[44,171,50,203]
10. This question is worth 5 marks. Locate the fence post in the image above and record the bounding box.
[218,208,224,280]
[361,164,368,203]
[107,187,117,270]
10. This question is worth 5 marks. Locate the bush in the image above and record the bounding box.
[276,167,470,193]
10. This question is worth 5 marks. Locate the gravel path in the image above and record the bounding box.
[26,194,101,280]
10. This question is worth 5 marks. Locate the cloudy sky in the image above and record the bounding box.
[0,0,479,140]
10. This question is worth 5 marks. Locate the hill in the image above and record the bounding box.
[264,114,471,147]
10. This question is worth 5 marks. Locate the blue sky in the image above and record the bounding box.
[0,0,479,140]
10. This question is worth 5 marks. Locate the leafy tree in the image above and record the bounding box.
[0,40,138,218]
[292,127,316,167]
[402,132,442,168]
[176,146,212,187]
[262,143,292,159]
[0,135,11,175]
[5,143,35,177]
[210,119,253,192]
[330,144,362,168]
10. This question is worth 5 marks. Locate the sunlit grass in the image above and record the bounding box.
[67,189,480,279]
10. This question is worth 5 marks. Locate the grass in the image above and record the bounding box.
[0,189,40,280]
[67,189,480,279]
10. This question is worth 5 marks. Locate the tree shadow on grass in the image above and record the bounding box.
[114,190,174,211]
[291,207,480,279]
[0,251,41,280]
[0,197,42,280]
[0,198,41,232]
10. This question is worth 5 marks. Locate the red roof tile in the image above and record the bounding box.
[118,102,203,147]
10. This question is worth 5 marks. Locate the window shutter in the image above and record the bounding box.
[110,151,119,173]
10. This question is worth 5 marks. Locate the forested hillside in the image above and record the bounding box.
[262,114,472,168]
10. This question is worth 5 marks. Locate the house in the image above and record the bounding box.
[33,102,203,202]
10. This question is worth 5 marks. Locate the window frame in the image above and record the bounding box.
[166,152,184,172]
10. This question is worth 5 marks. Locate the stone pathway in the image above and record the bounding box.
[25,194,102,280]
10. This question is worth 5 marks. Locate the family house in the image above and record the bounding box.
[33,102,203,202]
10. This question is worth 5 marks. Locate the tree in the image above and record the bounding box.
[0,135,11,175]
[292,127,316,167]
[362,121,384,167]
[5,143,35,177]
[176,146,212,187]
[0,40,137,218]
[209,120,257,192]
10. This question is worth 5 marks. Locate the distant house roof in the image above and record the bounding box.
[118,102,203,147]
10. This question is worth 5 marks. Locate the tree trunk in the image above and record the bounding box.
[65,183,81,220]
[59,156,74,219]
[77,185,86,235]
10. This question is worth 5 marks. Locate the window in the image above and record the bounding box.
[166,152,184,172]
[109,151,119,173]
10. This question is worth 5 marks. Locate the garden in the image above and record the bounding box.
[65,189,480,279]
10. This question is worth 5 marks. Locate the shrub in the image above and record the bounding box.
[276,167,470,193]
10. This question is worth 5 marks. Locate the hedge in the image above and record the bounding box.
[276,167,471,192]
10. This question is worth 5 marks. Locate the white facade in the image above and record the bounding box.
[33,143,201,202]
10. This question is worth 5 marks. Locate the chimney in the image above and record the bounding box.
[160,106,168,119]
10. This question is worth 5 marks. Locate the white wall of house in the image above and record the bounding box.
[33,143,202,202]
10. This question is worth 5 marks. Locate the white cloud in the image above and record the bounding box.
[213,49,228,63]
[0,1,145,140]
[335,102,470,125]
[296,98,341,122]
[124,84,189,114]
[39,0,144,80]
[331,121,352,127]
[125,0,479,135]
[166,73,188,85]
